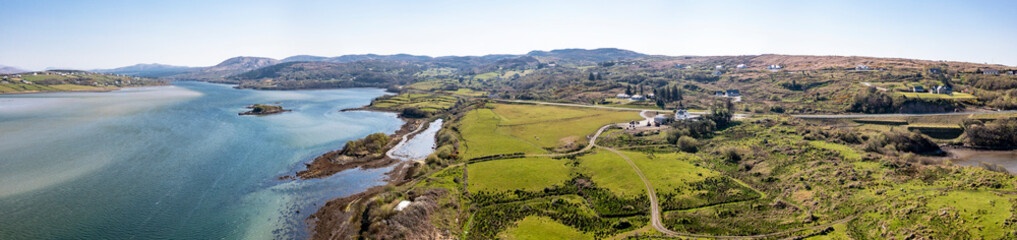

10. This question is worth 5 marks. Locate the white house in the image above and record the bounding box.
[983,69,1000,75]
[630,95,646,101]
[715,65,724,69]
[736,64,747,69]
[856,65,870,71]
[617,93,631,99]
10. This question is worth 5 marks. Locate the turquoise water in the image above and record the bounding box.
[0,82,404,239]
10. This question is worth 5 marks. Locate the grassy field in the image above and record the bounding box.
[446,88,488,97]
[459,103,641,158]
[491,103,641,148]
[368,93,457,112]
[460,108,547,159]
[498,216,592,240]
[577,150,645,196]
[809,141,861,161]
[468,157,572,193]
[925,191,1013,239]
[895,92,977,101]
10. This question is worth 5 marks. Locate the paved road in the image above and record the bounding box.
[793,110,1017,119]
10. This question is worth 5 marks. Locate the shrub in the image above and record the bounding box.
[964,118,1017,149]
[400,107,430,118]
[720,146,742,163]
[677,136,699,153]
[863,130,940,154]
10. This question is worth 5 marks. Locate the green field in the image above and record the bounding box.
[809,141,861,161]
[460,108,547,159]
[498,216,593,240]
[577,150,645,196]
[896,92,977,100]
[446,88,488,97]
[460,104,641,158]
[468,157,572,193]
[368,93,456,112]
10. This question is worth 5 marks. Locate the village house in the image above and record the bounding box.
[932,85,952,95]
[630,95,646,101]
[715,65,724,69]
[647,93,655,99]
[736,64,746,69]
[616,93,630,99]
[767,65,782,70]
[983,69,999,75]
[714,91,726,96]
[1009,70,1016,75]
[855,65,870,71]
[912,86,924,93]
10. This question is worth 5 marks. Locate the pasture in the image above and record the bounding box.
[467,157,571,193]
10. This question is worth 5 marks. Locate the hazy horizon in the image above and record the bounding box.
[2,0,1016,70]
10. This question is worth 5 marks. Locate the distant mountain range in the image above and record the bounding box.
[93,63,198,78]
[96,48,647,80]
[0,65,28,74]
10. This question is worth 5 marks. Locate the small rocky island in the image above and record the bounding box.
[239,104,291,116]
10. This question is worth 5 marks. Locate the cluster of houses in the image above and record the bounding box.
[616,93,647,101]
[910,85,952,95]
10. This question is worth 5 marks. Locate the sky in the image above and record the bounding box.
[1,0,1015,70]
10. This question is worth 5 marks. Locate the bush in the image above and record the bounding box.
[720,146,742,163]
[964,118,1017,149]
[401,107,430,118]
[863,130,941,154]
[341,133,391,156]
[677,136,699,153]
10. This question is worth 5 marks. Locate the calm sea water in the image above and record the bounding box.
[0,82,404,239]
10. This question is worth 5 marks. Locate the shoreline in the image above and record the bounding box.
[291,113,424,179]
[0,83,169,95]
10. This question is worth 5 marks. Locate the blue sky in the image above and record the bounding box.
[1,0,1015,70]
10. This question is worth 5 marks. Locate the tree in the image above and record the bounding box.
[626,85,632,95]
[588,72,596,81]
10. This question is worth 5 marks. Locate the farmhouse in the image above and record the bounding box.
[674,109,698,121]
[715,65,724,69]
[767,65,782,70]
[630,95,646,101]
[616,93,630,99]
[726,89,740,97]
[736,64,747,69]
[714,91,726,96]
[1009,70,1016,75]
[855,65,870,71]
[932,85,952,95]
[912,86,924,93]
[983,69,999,75]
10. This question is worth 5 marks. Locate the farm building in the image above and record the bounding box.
[912,86,924,93]
[932,85,952,95]
[715,65,724,69]
[653,114,670,125]
[617,93,630,99]
[983,69,999,75]
[855,65,870,71]
[736,64,747,69]
[630,95,646,101]
[767,65,782,70]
